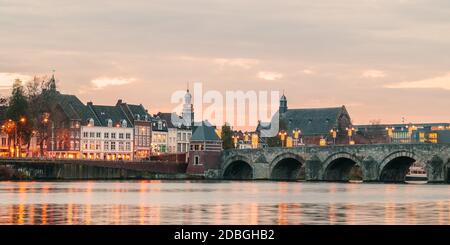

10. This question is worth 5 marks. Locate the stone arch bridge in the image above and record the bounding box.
[218,143,450,183]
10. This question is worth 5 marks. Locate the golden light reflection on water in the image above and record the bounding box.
[0,181,449,225]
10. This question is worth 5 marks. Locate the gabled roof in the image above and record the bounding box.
[191,124,220,141]
[283,106,347,135]
[127,104,150,120]
[54,93,99,124]
[88,104,133,127]
[151,116,168,132]
[157,112,177,128]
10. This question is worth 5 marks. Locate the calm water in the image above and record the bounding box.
[0,180,449,225]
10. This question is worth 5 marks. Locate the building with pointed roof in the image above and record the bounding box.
[257,94,353,145]
[187,122,222,176]
[116,99,152,159]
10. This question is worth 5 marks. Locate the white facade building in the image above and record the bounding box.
[80,119,134,160]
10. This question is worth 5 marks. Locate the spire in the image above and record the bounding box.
[279,90,287,114]
[49,69,56,91]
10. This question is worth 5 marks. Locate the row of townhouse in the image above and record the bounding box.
[1,76,196,160]
[40,77,195,160]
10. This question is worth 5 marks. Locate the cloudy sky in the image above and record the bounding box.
[1,0,449,127]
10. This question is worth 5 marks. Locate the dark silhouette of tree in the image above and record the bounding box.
[221,123,234,149]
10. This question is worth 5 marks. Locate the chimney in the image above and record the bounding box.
[117,99,123,106]
[87,101,93,106]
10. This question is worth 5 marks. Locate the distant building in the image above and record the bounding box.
[355,123,450,144]
[257,94,353,145]
[151,115,168,154]
[46,92,94,158]
[187,123,222,175]
[157,112,191,153]
[82,102,134,160]
[116,100,152,159]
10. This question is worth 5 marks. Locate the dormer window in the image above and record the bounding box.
[308,119,312,124]
[121,119,127,128]
[107,119,113,127]
[136,114,140,120]
[158,121,162,130]
[88,118,94,127]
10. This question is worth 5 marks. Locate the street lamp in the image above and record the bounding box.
[330,128,338,145]
[345,127,355,145]
[385,127,395,143]
[232,134,239,148]
[292,128,301,146]
[278,130,287,147]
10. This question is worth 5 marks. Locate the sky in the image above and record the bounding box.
[1,0,450,128]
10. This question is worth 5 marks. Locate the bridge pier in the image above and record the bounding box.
[253,163,270,179]
[304,157,322,181]
[361,157,379,182]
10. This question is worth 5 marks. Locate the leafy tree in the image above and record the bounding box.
[25,76,57,156]
[221,123,234,149]
[5,79,32,155]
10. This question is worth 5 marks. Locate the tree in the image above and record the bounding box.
[25,76,56,156]
[221,123,234,149]
[5,79,32,156]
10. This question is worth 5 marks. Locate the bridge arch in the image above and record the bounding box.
[378,151,419,182]
[270,153,304,180]
[222,155,253,180]
[322,152,362,182]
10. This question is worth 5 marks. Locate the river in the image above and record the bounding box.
[0,181,449,225]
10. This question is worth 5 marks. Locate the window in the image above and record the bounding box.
[158,121,162,130]
[126,133,131,139]
[89,141,95,150]
[194,155,200,165]
[90,132,95,138]
[111,133,116,139]
[104,141,109,151]
[104,132,109,139]
[119,142,124,151]
[119,133,124,139]
[96,132,101,138]
[95,141,101,150]
[111,142,116,150]
[83,132,88,138]
[177,132,181,141]
[126,142,131,151]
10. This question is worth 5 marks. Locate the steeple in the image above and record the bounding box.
[279,91,288,114]
[49,69,57,91]
[182,82,194,128]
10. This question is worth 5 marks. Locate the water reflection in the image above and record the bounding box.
[0,181,449,225]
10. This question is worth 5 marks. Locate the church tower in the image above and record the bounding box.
[279,92,288,115]
[182,84,194,128]
[48,71,57,91]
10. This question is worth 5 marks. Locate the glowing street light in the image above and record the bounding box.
[385,127,395,143]
[292,128,301,146]
[345,127,355,145]
[330,128,338,145]
[278,130,287,147]
[232,135,240,148]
